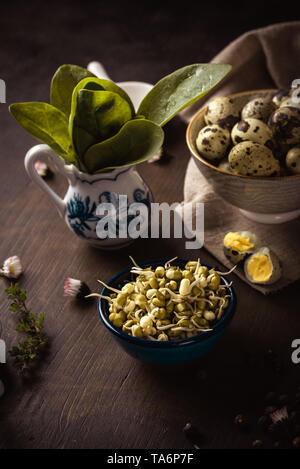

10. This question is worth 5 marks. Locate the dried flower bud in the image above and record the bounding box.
[270,406,289,425]
[0,256,23,279]
[64,278,90,300]
[34,160,53,178]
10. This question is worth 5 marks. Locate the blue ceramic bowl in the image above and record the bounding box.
[98,258,236,365]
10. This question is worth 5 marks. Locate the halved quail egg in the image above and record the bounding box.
[196,124,231,161]
[244,247,281,285]
[231,118,273,146]
[223,231,259,264]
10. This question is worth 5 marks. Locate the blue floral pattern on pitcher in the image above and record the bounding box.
[133,188,151,207]
[67,194,99,238]
[66,188,152,240]
[97,188,151,239]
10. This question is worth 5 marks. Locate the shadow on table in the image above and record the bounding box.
[133,325,295,430]
[0,366,27,449]
[87,236,193,268]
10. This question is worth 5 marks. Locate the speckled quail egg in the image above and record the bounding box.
[242,96,276,122]
[268,106,300,145]
[196,124,231,161]
[218,158,231,172]
[231,118,273,146]
[228,141,280,176]
[223,231,259,264]
[204,96,243,129]
[244,247,281,285]
[286,146,300,174]
[280,97,300,110]
[273,84,300,107]
[272,87,291,107]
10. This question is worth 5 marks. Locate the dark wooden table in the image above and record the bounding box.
[0,1,299,450]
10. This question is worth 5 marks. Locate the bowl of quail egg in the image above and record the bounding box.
[186,85,300,224]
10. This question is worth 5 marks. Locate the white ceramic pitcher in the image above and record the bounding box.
[25,144,153,249]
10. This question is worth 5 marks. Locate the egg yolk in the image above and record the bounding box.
[247,254,272,283]
[224,232,254,253]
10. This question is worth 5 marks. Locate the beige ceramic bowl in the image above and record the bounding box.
[186,90,300,224]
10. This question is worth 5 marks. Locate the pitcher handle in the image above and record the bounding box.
[87,61,111,80]
[24,144,72,218]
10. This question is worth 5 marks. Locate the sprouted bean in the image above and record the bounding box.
[89,258,233,341]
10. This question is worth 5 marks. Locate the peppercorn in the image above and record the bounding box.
[234,414,249,431]
[252,439,263,448]
[292,436,300,449]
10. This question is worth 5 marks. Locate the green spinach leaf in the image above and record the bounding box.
[69,77,135,120]
[50,64,96,116]
[10,63,232,174]
[137,63,232,126]
[9,102,77,164]
[83,119,164,173]
[70,89,133,158]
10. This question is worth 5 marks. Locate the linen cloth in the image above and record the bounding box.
[180,22,300,294]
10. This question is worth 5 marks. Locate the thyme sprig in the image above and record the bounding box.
[5,283,48,372]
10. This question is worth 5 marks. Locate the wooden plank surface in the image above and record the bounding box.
[0,1,299,450]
